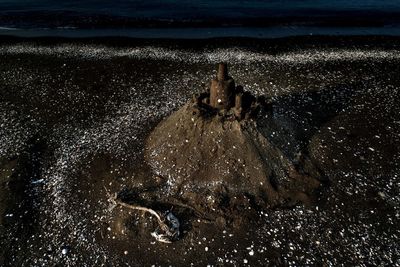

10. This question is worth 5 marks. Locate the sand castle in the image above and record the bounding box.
[145,63,322,209]
[109,63,324,243]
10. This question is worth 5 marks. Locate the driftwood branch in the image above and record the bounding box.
[105,187,179,243]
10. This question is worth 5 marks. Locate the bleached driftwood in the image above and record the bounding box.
[105,188,179,243]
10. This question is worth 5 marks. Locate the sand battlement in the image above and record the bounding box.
[194,63,272,120]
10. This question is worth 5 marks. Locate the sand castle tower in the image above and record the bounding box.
[193,63,263,120]
[210,63,236,109]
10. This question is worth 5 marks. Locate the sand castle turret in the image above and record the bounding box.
[210,63,236,109]
[191,63,269,120]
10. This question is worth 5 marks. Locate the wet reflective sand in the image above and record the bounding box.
[0,37,399,266]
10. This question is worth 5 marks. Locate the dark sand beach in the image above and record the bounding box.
[0,36,399,266]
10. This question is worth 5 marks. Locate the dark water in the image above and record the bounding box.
[1,0,399,17]
[1,0,400,38]
[1,0,400,17]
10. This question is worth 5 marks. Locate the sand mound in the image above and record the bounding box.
[145,63,323,209]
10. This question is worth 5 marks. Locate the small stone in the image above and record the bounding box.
[216,217,226,228]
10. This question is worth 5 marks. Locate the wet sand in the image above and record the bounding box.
[0,36,399,266]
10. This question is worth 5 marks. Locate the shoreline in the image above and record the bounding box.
[1,25,400,40]
[1,34,400,47]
